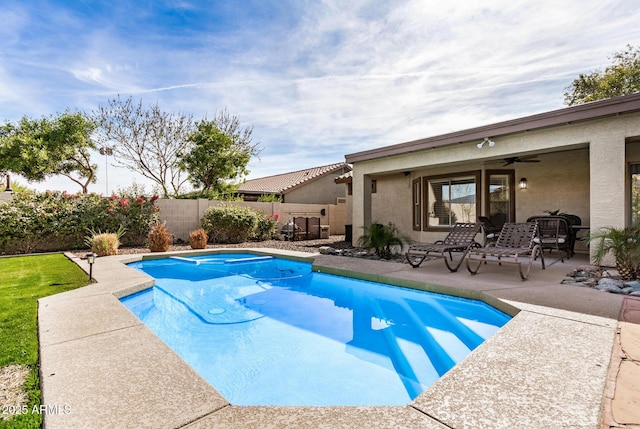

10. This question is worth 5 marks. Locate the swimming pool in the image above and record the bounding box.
[122,253,510,406]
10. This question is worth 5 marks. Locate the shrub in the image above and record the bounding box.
[148,221,171,252]
[85,227,125,256]
[358,222,407,259]
[0,190,159,254]
[588,223,640,280]
[257,193,283,203]
[201,204,259,244]
[253,214,280,241]
[189,228,208,249]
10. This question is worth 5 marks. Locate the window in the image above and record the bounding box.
[485,170,515,229]
[412,179,421,230]
[423,172,480,230]
[631,164,640,224]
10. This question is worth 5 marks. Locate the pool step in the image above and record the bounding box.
[367,298,424,399]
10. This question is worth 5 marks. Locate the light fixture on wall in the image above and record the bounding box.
[477,137,495,149]
[519,177,528,189]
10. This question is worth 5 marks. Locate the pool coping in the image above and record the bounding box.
[38,249,621,428]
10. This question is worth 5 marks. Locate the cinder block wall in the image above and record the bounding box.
[156,199,347,242]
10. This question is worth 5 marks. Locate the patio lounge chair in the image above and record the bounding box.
[466,222,545,280]
[405,222,482,272]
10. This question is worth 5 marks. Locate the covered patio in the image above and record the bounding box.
[345,93,640,259]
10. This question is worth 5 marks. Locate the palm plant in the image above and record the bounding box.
[588,223,640,280]
[358,222,407,259]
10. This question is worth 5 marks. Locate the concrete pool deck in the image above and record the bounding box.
[38,249,637,428]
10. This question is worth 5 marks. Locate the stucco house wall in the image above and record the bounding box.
[285,171,348,204]
[346,94,640,260]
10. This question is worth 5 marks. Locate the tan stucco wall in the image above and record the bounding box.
[350,112,640,259]
[284,169,348,204]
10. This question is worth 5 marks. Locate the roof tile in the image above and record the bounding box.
[238,162,351,194]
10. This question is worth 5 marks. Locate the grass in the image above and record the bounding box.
[0,254,88,429]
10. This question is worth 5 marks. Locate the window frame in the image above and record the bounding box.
[630,163,640,225]
[422,171,481,232]
[484,170,516,228]
[412,178,421,230]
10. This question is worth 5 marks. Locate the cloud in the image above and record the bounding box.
[3,0,640,193]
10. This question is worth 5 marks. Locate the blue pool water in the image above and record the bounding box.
[122,253,510,406]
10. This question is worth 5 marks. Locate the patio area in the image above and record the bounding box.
[38,249,636,428]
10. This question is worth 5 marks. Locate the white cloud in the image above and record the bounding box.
[5,0,640,192]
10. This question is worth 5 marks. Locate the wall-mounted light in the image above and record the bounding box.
[477,137,495,149]
[86,253,97,281]
[519,177,528,190]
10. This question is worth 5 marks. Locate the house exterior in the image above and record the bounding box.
[237,162,351,204]
[345,93,640,258]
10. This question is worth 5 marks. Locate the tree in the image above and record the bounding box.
[564,44,640,105]
[92,96,193,198]
[0,112,98,193]
[179,118,256,194]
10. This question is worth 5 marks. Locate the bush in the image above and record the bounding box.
[189,228,208,249]
[148,221,171,252]
[85,227,125,256]
[0,190,159,254]
[201,204,259,244]
[358,222,407,259]
[253,214,280,241]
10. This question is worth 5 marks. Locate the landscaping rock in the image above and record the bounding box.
[318,246,336,255]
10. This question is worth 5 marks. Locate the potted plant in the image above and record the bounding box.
[189,228,208,249]
[588,223,640,280]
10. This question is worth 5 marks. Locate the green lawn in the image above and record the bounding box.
[0,254,88,428]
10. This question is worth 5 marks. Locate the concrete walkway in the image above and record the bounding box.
[38,250,638,428]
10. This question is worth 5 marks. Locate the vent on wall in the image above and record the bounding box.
[336,197,347,204]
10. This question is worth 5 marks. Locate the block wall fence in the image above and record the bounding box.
[156,199,347,242]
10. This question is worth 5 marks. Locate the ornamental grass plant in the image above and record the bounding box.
[148,221,172,252]
[84,227,125,256]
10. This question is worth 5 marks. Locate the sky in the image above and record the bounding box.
[1,0,639,195]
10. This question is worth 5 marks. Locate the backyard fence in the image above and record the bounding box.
[156,199,347,242]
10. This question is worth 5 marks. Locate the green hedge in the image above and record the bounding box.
[201,204,279,244]
[0,191,159,254]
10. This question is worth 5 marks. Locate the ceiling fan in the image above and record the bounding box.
[500,155,540,166]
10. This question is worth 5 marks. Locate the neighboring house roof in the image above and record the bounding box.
[238,162,352,195]
[334,170,353,184]
[345,92,640,163]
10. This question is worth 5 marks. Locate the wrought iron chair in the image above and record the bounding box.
[528,216,571,263]
[405,223,482,272]
[478,216,500,245]
[466,222,544,280]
